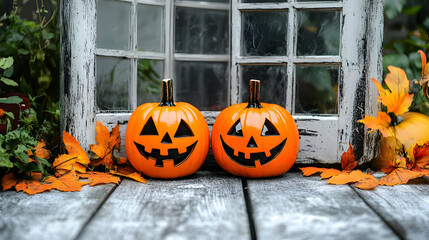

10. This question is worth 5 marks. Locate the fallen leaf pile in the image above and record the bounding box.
[1,121,146,195]
[300,144,429,190]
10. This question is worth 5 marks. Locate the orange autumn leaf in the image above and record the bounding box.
[413,168,429,177]
[2,173,18,191]
[373,66,413,116]
[354,174,379,190]
[0,108,4,118]
[12,173,51,195]
[299,167,326,176]
[379,168,424,186]
[52,154,88,173]
[327,170,367,185]
[419,50,429,78]
[28,140,50,163]
[418,50,429,100]
[78,171,120,186]
[412,141,429,169]
[15,180,52,195]
[110,166,147,183]
[116,157,128,165]
[63,131,90,164]
[46,171,88,192]
[53,132,90,173]
[358,112,393,137]
[89,156,115,169]
[341,144,357,171]
[299,167,341,179]
[320,168,342,179]
[90,121,120,168]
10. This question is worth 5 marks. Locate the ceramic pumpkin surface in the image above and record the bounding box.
[125,79,210,179]
[211,80,299,178]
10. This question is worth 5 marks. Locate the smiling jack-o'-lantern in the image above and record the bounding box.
[211,80,299,178]
[125,79,210,179]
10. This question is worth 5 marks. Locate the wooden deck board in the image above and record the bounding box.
[0,184,116,240]
[353,179,429,240]
[247,172,398,240]
[77,171,250,240]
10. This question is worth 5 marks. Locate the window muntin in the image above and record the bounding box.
[95,0,230,112]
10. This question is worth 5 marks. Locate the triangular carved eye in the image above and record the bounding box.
[174,120,194,138]
[140,117,158,135]
[228,119,243,137]
[261,119,279,136]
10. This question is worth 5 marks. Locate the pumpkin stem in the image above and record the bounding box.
[247,79,262,108]
[388,112,398,126]
[159,79,175,107]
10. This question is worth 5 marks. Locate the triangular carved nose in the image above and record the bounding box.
[161,133,173,144]
[247,136,258,148]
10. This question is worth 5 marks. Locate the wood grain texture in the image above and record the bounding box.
[60,0,97,150]
[0,184,116,240]
[77,171,250,240]
[353,182,429,240]
[247,172,398,240]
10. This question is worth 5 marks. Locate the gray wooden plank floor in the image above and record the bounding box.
[1,171,429,240]
[247,172,398,240]
[0,184,116,240]
[353,178,429,240]
[77,171,250,240]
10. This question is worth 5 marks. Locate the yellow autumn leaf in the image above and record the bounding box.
[358,111,393,137]
[374,66,413,116]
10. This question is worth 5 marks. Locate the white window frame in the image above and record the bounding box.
[60,0,383,164]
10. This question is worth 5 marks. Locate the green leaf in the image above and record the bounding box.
[424,17,429,29]
[402,5,423,16]
[0,153,13,168]
[42,31,54,40]
[0,96,23,104]
[3,64,13,77]
[15,150,29,164]
[3,111,14,120]
[18,49,29,55]
[0,57,13,70]
[384,0,406,19]
[1,77,18,86]
[36,156,51,167]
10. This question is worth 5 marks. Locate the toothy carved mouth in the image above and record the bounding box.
[220,136,286,167]
[134,141,198,167]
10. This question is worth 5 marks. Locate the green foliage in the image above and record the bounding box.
[383,0,429,114]
[137,59,161,95]
[0,1,60,146]
[0,56,22,104]
[0,108,51,178]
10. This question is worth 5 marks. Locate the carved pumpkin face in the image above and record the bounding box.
[211,80,299,178]
[125,79,210,179]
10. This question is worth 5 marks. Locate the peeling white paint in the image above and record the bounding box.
[61,0,383,165]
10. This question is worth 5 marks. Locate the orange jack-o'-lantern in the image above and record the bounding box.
[125,79,210,178]
[211,80,299,178]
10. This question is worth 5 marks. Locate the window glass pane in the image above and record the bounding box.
[175,7,229,54]
[137,4,163,52]
[242,0,287,2]
[242,11,288,56]
[137,60,164,106]
[295,65,338,114]
[297,10,340,56]
[240,65,286,106]
[175,61,228,111]
[96,57,130,111]
[96,0,130,50]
